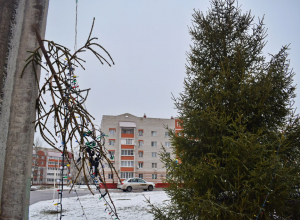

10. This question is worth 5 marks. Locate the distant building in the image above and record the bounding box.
[100,113,182,188]
[32,147,73,185]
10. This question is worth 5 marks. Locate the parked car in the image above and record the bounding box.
[117,178,155,192]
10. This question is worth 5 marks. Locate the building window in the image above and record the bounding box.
[138,162,143,169]
[138,130,143,136]
[122,129,134,134]
[165,142,170,147]
[138,151,143,157]
[108,151,115,160]
[109,139,115,146]
[151,141,157,147]
[152,174,157,179]
[152,163,157,168]
[152,152,157,158]
[165,132,169,137]
[138,140,143,147]
[166,152,170,158]
[41,156,45,159]
[109,151,115,156]
[121,161,134,167]
[151,131,157,136]
[36,155,39,159]
[121,172,134,179]
[41,162,44,165]
[108,174,113,179]
[109,128,116,135]
[121,139,135,145]
[121,150,134,156]
[139,174,143,179]
[36,162,39,165]
[49,156,62,160]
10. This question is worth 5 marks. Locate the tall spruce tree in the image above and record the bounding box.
[148,0,300,219]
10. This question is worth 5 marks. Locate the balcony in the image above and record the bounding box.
[121,128,134,138]
[121,133,134,138]
[120,167,134,172]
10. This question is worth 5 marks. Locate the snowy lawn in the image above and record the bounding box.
[29,191,169,219]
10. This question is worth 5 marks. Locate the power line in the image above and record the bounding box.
[74,0,78,52]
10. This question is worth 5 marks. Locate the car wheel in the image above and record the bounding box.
[148,185,153,191]
[126,186,132,192]
[122,189,126,192]
[143,189,147,191]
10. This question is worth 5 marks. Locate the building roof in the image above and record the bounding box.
[102,113,176,120]
[119,122,136,127]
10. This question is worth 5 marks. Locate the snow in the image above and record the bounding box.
[29,191,169,219]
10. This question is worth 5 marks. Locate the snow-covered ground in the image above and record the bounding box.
[29,191,169,219]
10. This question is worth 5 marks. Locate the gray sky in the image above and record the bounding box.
[43,0,300,127]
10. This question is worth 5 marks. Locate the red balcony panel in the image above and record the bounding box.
[120,167,134,172]
[121,156,134,160]
[121,133,134,138]
[121,145,134,149]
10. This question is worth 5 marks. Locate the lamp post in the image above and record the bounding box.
[53,161,57,201]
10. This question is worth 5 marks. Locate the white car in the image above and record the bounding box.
[117,178,155,192]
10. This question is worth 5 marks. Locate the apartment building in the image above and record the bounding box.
[32,147,73,185]
[101,113,182,188]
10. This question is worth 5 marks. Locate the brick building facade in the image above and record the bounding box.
[100,113,182,188]
[32,147,73,185]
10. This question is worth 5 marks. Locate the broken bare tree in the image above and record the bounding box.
[22,18,120,219]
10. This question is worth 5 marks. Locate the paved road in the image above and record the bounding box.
[30,188,163,205]
[30,189,92,205]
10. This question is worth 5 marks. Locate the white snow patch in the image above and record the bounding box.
[29,191,169,219]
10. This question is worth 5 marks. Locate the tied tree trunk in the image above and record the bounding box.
[0,0,49,219]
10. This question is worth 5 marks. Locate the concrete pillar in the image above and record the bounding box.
[0,0,49,219]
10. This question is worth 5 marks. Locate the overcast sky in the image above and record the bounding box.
[42,0,300,128]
